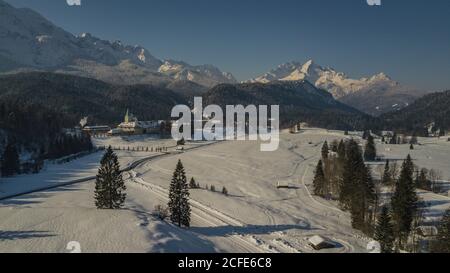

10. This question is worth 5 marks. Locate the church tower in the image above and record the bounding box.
[124,109,129,123]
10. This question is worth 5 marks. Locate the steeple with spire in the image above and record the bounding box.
[124,109,129,123]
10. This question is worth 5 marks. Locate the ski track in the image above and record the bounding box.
[128,172,271,253]
[0,133,376,253]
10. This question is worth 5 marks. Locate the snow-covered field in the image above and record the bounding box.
[1,130,449,253]
[0,136,177,199]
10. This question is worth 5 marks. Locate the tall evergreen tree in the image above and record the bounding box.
[1,141,20,177]
[321,141,329,159]
[337,139,346,159]
[416,168,431,191]
[94,146,126,209]
[390,133,398,144]
[362,130,370,140]
[189,177,197,189]
[313,160,327,197]
[374,206,395,253]
[391,154,418,247]
[330,140,339,153]
[431,209,450,253]
[168,160,191,227]
[340,139,375,233]
[382,160,391,185]
[364,135,377,161]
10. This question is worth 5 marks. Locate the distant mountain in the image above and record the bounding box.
[0,0,236,87]
[203,80,377,130]
[382,90,450,135]
[247,60,426,115]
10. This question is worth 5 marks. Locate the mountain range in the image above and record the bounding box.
[0,0,439,117]
[203,80,376,130]
[247,60,429,115]
[0,0,236,88]
[0,72,375,136]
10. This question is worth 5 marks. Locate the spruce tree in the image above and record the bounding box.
[431,209,450,253]
[364,135,376,161]
[222,186,228,196]
[382,160,391,185]
[331,140,339,153]
[374,206,395,253]
[416,169,430,190]
[340,139,375,232]
[391,154,418,247]
[337,139,346,159]
[321,141,329,160]
[189,177,197,189]
[340,140,362,209]
[390,133,397,144]
[168,160,191,227]
[313,160,327,197]
[94,146,126,209]
[1,141,20,177]
[362,130,370,140]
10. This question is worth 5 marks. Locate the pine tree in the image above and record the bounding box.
[431,209,450,253]
[416,168,430,190]
[189,177,197,189]
[391,154,418,247]
[337,139,346,159]
[222,186,228,196]
[94,146,126,209]
[330,140,339,153]
[364,135,376,161]
[321,141,329,160]
[168,160,191,227]
[374,206,395,253]
[313,160,327,197]
[362,130,370,140]
[382,160,391,185]
[340,140,362,209]
[1,141,20,177]
[340,139,375,233]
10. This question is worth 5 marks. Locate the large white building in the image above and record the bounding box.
[110,109,164,135]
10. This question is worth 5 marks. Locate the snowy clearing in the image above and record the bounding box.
[1,129,449,253]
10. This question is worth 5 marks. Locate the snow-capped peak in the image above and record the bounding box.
[158,60,236,87]
[247,60,399,98]
[0,0,237,87]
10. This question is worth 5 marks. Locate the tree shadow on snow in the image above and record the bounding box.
[0,185,85,207]
[0,230,55,241]
[127,203,219,253]
[190,224,313,237]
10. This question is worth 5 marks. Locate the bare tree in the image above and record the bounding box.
[428,169,443,194]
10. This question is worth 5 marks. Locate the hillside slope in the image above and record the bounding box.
[203,81,376,130]
[382,90,450,134]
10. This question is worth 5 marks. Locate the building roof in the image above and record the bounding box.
[83,125,110,130]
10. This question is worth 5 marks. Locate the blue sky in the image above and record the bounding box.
[5,0,450,90]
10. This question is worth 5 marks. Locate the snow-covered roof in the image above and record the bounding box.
[309,235,327,246]
[308,235,335,249]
